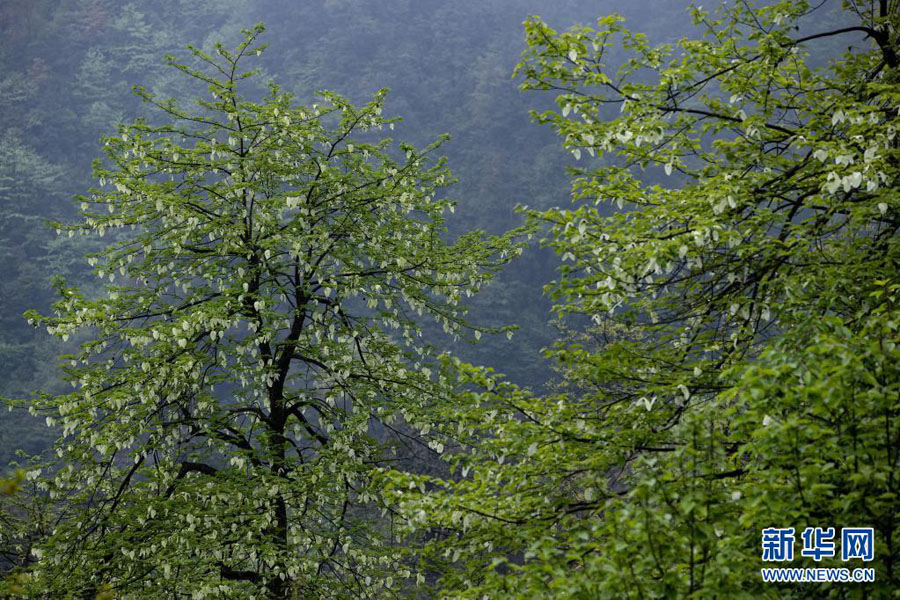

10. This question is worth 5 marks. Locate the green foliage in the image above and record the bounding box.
[383,1,900,597]
[0,1,630,468]
[0,469,52,595]
[0,469,25,496]
[0,1,269,472]
[18,25,524,598]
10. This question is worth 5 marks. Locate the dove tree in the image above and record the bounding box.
[381,1,900,597]
[18,25,523,599]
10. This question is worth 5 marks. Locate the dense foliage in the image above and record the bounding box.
[3,0,899,597]
[0,2,632,464]
[10,27,522,597]
[382,1,900,597]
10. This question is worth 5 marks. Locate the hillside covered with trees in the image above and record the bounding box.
[1,0,898,597]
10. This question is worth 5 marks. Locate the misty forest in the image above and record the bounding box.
[1,0,899,598]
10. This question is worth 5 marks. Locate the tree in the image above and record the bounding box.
[0,469,29,598]
[17,24,523,598]
[381,1,900,597]
[0,468,50,594]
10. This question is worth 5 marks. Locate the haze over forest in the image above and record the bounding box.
[0,0,695,464]
[1,1,897,597]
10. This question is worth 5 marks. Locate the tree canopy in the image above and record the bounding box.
[12,25,523,598]
[382,1,900,597]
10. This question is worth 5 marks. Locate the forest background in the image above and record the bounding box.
[0,0,694,467]
[6,1,895,598]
